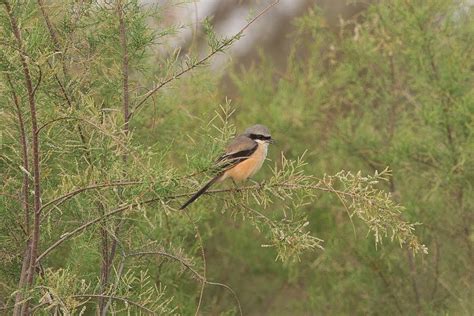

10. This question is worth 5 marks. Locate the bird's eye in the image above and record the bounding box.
[250,133,271,141]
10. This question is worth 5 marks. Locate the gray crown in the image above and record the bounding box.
[243,124,271,138]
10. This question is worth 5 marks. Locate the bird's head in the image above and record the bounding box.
[244,124,274,144]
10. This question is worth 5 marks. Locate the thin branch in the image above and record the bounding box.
[13,244,32,316]
[129,0,280,119]
[129,251,202,280]
[430,238,440,300]
[37,0,60,50]
[333,187,357,237]
[37,0,68,76]
[182,209,206,316]
[102,233,127,316]
[72,294,156,314]
[128,251,242,316]
[7,72,33,314]
[35,115,128,158]
[406,249,422,312]
[39,180,142,214]
[0,305,15,312]
[36,116,79,135]
[206,280,242,316]
[354,250,403,314]
[49,65,73,107]
[118,0,130,136]
[6,73,30,235]
[97,201,109,316]
[35,196,162,264]
[32,63,42,97]
[32,116,130,153]
[39,173,276,217]
[176,182,357,200]
[36,116,80,134]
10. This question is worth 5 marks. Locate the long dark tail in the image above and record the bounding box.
[180,173,222,210]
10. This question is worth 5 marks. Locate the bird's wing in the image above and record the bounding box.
[215,135,258,170]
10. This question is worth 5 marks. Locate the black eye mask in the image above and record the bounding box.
[249,133,272,141]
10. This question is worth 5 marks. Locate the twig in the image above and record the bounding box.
[35,197,162,264]
[128,251,242,316]
[39,180,142,214]
[406,248,422,313]
[354,250,403,314]
[331,185,357,238]
[118,0,130,137]
[31,115,132,155]
[32,63,42,97]
[38,168,243,216]
[129,0,280,119]
[37,0,60,50]
[12,244,32,316]
[97,201,109,316]
[37,0,68,76]
[102,233,127,316]
[182,209,206,316]
[0,304,15,312]
[36,116,79,135]
[128,251,202,280]
[430,238,440,300]
[72,294,156,314]
[6,74,30,235]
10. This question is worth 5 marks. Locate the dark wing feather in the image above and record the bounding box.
[215,135,258,170]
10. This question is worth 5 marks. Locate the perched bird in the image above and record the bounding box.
[180,124,273,209]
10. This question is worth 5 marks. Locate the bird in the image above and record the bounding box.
[180,124,273,210]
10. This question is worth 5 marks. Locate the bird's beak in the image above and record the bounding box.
[269,138,276,144]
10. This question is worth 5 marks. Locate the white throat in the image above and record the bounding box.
[255,139,269,158]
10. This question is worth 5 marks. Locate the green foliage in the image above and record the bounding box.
[2,0,468,315]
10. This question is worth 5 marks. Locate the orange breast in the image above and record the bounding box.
[223,143,266,182]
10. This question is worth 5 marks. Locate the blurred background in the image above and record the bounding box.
[158,0,367,78]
